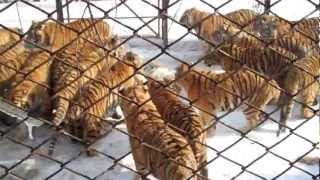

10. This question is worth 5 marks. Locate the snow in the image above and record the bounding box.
[0,0,319,180]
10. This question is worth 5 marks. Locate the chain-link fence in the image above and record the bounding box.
[0,0,319,179]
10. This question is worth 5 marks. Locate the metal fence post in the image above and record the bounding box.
[162,0,169,46]
[56,0,64,22]
[264,0,271,14]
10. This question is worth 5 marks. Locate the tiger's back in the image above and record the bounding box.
[27,19,112,51]
[0,27,21,46]
[7,50,53,116]
[176,64,280,130]
[66,52,141,142]
[147,79,208,178]
[120,84,197,180]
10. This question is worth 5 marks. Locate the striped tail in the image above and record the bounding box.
[277,95,294,136]
[48,136,57,156]
[52,98,70,126]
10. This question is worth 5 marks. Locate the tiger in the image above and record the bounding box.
[211,24,319,58]
[7,49,53,117]
[278,55,320,134]
[295,17,319,31]
[147,78,208,179]
[0,27,21,46]
[0,42,30,91]
[175,63,281,131]
[203,43,298,84]
[66,51,142,143]
[119,84,197,180]
[180,8,259,48]
[253,15,319,46]
[51,35,125,127]
[27,19,112,52]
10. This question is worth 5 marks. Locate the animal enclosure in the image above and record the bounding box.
[0,0,319,180]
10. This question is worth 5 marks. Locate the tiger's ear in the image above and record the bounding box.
[109,35,120,47]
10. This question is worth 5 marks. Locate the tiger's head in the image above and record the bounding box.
[123,51,143,68]
[252,15,278,40]
[119,84,151,116]
[179,8,198,28]
[175,63,193,88]
[106,35,128,60]
[211,24,235,46]
[26,20,54,48]
[147,77,182,95]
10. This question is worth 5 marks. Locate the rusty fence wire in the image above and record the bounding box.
[0,0,319,179]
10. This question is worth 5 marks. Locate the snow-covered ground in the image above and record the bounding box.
[0,0,319,180]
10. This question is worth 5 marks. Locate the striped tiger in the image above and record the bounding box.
[66,51,142,142]
[176,64,280,130]
[203,43,297,84]
[211,24,318,58]
[27,19,112,51]
[0,42,30,91]
[296,17,319,30]
[51,35,124,127]
[179,8,260,53]
[7,50,53,117]
[253,15,319,46]
[147,78,208,179]
[0,27,21,46]
[278,55,320,134]
[119,84,197,180]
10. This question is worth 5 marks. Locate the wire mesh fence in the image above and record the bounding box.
[0,0,319,179]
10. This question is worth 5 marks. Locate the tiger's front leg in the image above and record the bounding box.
[301,90,317,119]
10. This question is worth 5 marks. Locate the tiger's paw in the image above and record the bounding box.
[302,108,315,119]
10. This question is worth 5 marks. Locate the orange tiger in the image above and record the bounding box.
[51,35,124,127]
[0,27,21,46]
[203,43,297,84]
[27,19,112,52]
[119,84,197,180]
[278,55,320,134]
[66,52,142,142]
[7,49,53,117]
[0,42,30,91]
[253,15,319,46]
[179,8,258,48]
[147,78,208,179]
[211,24,318,58]
[176,64,280,131]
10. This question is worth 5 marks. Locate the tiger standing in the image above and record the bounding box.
[179,8,258,51]
[176,63,280,131]
[7,49,53,117]
[66,52,142,143]
[211,24,318,58]
[119,84,197,180]
[278,55,320,134]
[253,15,319,46]
[147,78,208,179]
[203,43,297,84]
[27,19,112,52]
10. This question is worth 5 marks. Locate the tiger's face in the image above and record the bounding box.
[119,85,150,116]
[179,8,197,28]
[26,21,48,47]
[252,15,277,40]
[123,51,143,68]
[212,25,233,45]
[175,63,193,87]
